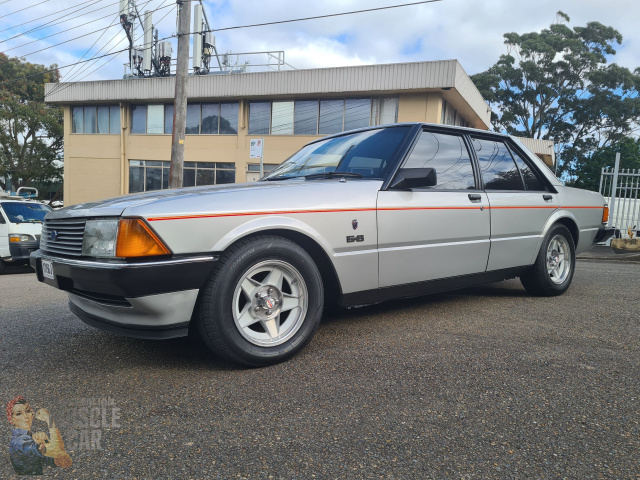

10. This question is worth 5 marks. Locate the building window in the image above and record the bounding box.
[344,98,371,131]
[83,106,97,134]
[164,104,174,134]
[109,106,120,133]
[220,103,239,134]
[129,160,236,193]
[72,105,120,134]
[319,99,344,134]
[131,105,147,134]
[248,97,397,135]
[131,102,239,135]
[249,102,271,135]
[247,163,279,173]
[294,100,318,135]
[147,105,164,134]
[72,107,83,133]
[271,101,294,135]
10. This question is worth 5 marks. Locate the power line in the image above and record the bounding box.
[195,0,444,34]
[0,0,52,20]
[0,49,130,86]
[62,3,176,89]
[4,9,118,53]
[50,0,169,94]
[0,2,174,65]
[0,0,108,40]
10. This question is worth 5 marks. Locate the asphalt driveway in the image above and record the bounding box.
[0,260,638,479]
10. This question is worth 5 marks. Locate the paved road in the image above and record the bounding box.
[1,260,638,479]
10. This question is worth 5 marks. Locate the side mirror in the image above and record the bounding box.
[389,168,437,190]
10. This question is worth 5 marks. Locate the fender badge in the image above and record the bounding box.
[352,219,358,230]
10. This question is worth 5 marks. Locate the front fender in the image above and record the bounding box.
[210,215,336,256]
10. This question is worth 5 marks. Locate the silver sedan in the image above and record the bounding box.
[32,123,613,366]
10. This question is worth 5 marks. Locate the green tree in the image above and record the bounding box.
[571,137,640,192]
[0,53,63,197]
[471,12,640,185]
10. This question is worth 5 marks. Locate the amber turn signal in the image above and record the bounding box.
[602,205,609,224]
[116,218,171,258]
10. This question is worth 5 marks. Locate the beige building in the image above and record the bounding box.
[45,60,552,206]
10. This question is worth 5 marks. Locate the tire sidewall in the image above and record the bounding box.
[537,225,576,294]
[203,237,323,365]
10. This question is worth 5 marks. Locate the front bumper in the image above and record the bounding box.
[31,250,218,339]
[594,227,616,244]
[8,240,39,263]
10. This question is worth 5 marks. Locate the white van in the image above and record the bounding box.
[0,191,52,274]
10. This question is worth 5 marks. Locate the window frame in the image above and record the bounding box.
[468,133,553,192]
[394,126,482,192]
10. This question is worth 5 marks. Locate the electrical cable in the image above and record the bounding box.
[0,0,52,20]
[189,0,444,35]
[0,2,174,65]
[0,0,108,37]
[49,0,168,94]
[2,0,442,85]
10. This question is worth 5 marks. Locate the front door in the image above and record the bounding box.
[378,129,491,288]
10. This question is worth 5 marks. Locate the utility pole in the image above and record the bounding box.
[169,0,191,188]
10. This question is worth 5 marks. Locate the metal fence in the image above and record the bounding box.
[599,165,640,239]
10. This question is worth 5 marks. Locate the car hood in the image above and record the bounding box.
[45,180,382,220]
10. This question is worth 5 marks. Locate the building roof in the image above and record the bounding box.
[44,60,491,128]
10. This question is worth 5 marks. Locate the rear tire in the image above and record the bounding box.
[520,224,575,296]
[197,235,324,367]
[0,259,5,275]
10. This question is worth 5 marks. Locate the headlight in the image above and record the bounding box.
[82,220,119,257]
[9,234,35,242]
[81,218,171,258]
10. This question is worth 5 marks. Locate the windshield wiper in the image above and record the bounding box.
[304,171,363,180]
[263,175,300,181]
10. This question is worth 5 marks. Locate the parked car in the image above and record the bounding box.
[31,123,613,366]
[0,192,51,274]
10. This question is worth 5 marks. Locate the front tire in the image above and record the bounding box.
[520,224,576,296]
[197,235,324,367]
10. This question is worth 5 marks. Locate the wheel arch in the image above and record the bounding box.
[532,211,580,262]
[224,228,343,310]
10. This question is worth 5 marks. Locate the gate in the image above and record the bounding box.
[599,156,640,239]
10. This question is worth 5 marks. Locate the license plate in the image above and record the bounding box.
[42,259,54,280]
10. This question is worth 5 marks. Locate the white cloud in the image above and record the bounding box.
[1,0,638,82]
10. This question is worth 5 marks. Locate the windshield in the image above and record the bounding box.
[263,126,412,180]
[1,202,52,223]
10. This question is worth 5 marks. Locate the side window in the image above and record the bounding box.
[0,207,5,224]
[509,146,547,191]
[403,131,476,189]
[472,138,524,190]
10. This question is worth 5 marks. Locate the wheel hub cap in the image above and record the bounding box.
[232,260,308,347]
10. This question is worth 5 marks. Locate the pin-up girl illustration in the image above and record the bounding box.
[6,396,72,475]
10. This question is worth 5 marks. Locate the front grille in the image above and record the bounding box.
[41,219,86,257]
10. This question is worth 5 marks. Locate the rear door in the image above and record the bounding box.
[378,128,491,288]
[470,136,558,271]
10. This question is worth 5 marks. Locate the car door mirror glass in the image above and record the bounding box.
[389,168,437,190]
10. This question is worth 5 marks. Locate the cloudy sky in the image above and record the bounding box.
[1,0,638,83]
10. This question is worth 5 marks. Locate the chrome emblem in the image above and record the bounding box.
[352,219,358,230]
[49,230,59,241]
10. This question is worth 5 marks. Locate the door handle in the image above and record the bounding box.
[543,195,553,201]
[468,194,482,203]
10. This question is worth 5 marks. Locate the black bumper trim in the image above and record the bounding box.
[69,302,189,340]
[9,241,39,263]
[594,227,616,243]
[31,250,218,298]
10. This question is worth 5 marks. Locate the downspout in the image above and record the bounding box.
[120,102,127,195]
